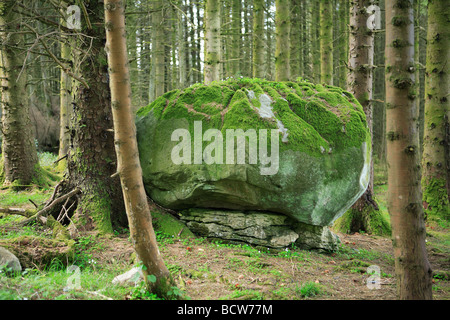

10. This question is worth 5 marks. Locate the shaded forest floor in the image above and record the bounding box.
[0,156,449,300]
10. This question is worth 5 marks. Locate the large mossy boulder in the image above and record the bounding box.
[136,78,370,228]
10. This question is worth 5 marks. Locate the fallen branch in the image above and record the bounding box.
[45,181,62,207]
[19,188,81,226]
[0,207,34,218]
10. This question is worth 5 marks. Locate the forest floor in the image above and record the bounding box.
[0,157,449,301]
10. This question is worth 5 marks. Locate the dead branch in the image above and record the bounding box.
[19,188,81,226]
[0,207,34,218]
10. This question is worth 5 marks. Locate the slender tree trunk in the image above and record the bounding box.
[204,0,221,84]
[312,0,321,83]
[421,0,450,220]
[339,0,349,88]
[385,0,433,300]
[196,2,202,83]
[188,2,196,84]
[177,0,186,88]
[252,0,265,78]
[290,0,300,80]
[266,0,274,80]
[275,0,290,81]
[243,0,253,77]
[230,0,241,77]
[0,0,39,186]
[320,0,333,85]
[104,0,173,296]
[151,0,165,98]
[58,36,72,170]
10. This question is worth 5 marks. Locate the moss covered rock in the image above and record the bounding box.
[136,78,371,227]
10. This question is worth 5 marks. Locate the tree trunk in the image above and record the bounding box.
[385,0,433,300]
[104,0,174,297]
[58,35,72,171]
[312,0,321,83]
[177,0,186,89]
[252,0,265,78]
[319,0,333,85]
[0,0,39,186]
[334,0,390,236]
[230,0,241,77]
[266,0,274,80]
[275,0,290,81]
[421,0,450,220]
[58,0,126,234]
[290,0,300,80]
[151,0,165,98]
[338,0,349,88]
[204,0,221,84]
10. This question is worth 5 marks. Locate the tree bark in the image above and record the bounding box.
[58,35,72,171]
[290,0,300,80]
[421,0,450,220]
[275,0,290,81]
[204,0,221,84]
[0,0,39,186]
[177,0,186,89]
[252,0,265,78]
[58,0,126,234]
[339,0,349,88]
[151,0,165,98]
[319,0,333,85]
[339,0,384,235]
[230,0,241,77]
[104,0,173,296]
[385,0,433,300]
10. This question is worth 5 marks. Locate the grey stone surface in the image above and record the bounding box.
[180,209,340,250]
[0,246,22,273]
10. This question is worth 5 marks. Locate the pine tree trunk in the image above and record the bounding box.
[204,0,221,84]
[58,36,72,170]
[104,0,173,296]
[338,0,349,88]
[312,0,321,83]
[275,0,290,81]
[421,0,450,220]
[385,0,433,300]
[290,0,300,80]
[196,3,202,83]
[266,0,274,80]
[230,0,241,77]
[0,0,39,186]
[61,0,125,234]
[152,0,165,98]
[177,0,186,89]
[337,0,386,235]
[319,0,333,85]
[252,0,265,78]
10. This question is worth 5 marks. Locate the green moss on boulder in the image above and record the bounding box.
[136,78,371,227]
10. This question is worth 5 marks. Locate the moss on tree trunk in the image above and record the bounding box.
[0,0,39,187]
[421,0,450,220]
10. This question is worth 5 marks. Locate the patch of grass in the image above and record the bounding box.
[0,189,51,207]
[221,289,264,300]
[298,281,326,298]
[0,263,136,300]
[72,235,105,270]
[335,244,392,263]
